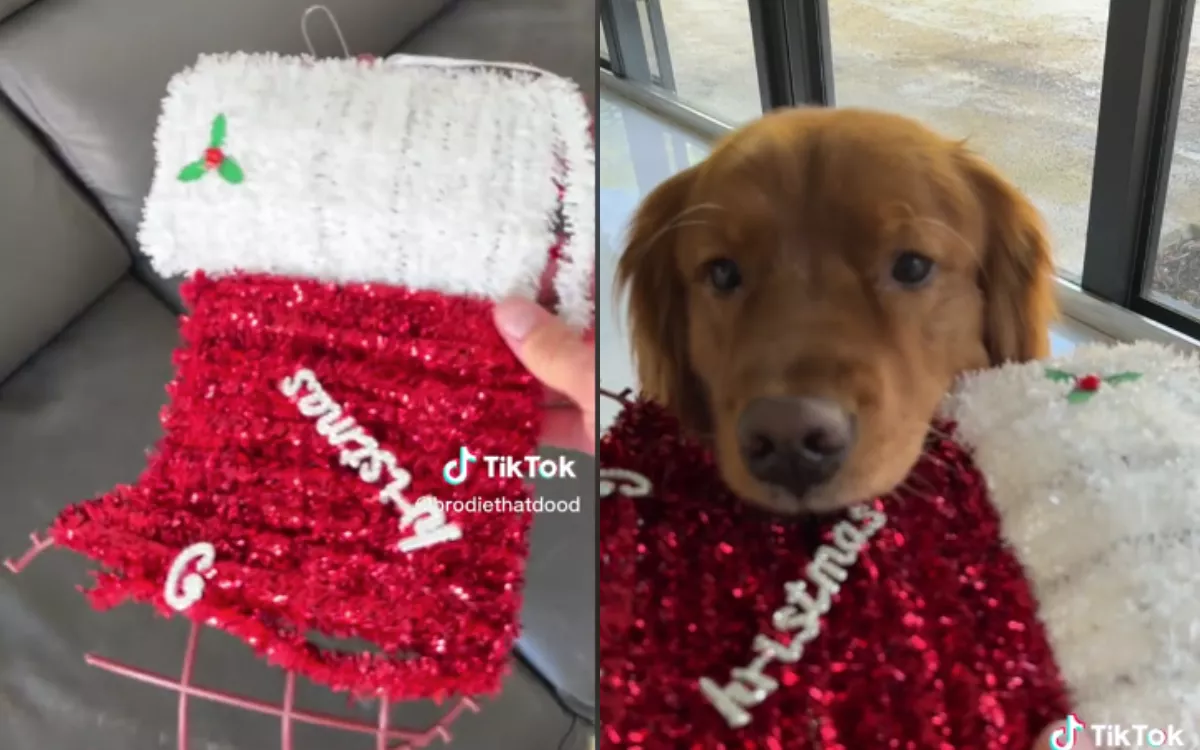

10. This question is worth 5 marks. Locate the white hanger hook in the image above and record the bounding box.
[301,5,351,58]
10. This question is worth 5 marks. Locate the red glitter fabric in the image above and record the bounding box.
[599,396,1070,749]
[51,273,541,701]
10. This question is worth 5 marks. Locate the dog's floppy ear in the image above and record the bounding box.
[958,149,1057,364]
[616,167,710,433]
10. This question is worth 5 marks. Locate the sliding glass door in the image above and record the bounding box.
[602,0,764,123]
[829,1,1108,283]
[601,0,1200,340]
[1147,11,1200,317]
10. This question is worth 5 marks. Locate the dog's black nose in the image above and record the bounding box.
[737,396,855,497]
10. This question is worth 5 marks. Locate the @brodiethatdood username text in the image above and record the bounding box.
[433,496,583,513]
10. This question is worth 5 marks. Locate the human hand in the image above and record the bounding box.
[493,297,595,454]
[1036,719,1096,749]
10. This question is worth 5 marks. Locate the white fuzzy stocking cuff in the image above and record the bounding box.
[945,341,1200,742]
[139,53,595,327]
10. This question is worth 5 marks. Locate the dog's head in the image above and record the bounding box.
[617,108,1056,515]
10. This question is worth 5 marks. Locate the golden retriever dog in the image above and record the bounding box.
[617,107,1056,515]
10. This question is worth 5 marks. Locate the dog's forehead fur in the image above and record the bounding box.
[683,109,987,264]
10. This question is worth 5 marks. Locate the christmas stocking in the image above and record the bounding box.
[47,53,594,701]
[600,341,1200,749]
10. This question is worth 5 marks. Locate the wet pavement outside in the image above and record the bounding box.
[652,0,1200,310]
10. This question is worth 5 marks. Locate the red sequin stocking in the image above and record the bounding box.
[52,273,541,700]
[599,396,1070,749]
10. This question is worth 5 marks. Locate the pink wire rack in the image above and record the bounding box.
[5,531,479,750]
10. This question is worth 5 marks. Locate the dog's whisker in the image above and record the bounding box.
[613,204,728,329]
[919,448,947,469]
[877,487,910,513]
[629,203,726,254]
[902,472,939,496]
[678,202,727,215]
[925,422,958,441]
[892,476,926,499]
[926,429,956,445]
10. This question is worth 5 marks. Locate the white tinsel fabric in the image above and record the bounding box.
[139,53,595,328]
[946,341,1200,742]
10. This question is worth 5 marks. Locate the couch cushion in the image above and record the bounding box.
[521,453,597,717]
[0,103,128,382]
[0,0,34,23]
[0,0,453,307]
[398,0,596,107]
[0,276,593,747]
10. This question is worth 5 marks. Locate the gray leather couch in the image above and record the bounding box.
[0,1,595,748]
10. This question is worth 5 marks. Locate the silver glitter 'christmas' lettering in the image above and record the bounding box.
[698,504,887,728]
[599,468,653,498]
[280,368,462,553]
[164,542,217,611]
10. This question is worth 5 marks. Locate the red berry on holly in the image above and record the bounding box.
[1076,374,1101,392]
[204,147,224,169]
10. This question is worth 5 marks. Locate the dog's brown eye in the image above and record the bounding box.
[891,251,935,287]
[707,258,742,293]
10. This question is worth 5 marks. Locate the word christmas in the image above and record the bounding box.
[698,503,888,728]
[280,368,462,553]
[443,446,577,485]
[597,468,654,498]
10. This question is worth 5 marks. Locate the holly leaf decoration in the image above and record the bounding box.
[1104,372,1142,385]
[1044,368,1075,383]
[1067,389,1096,404]
[210,114,227,148]
[218,157,244,185]
[177,161,207,182]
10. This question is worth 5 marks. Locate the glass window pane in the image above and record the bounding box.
[1147,23,1200,316]
[655,0,763,124]
[601,22,610,62]
[830,1,1109,281]
[638,1,665,83]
